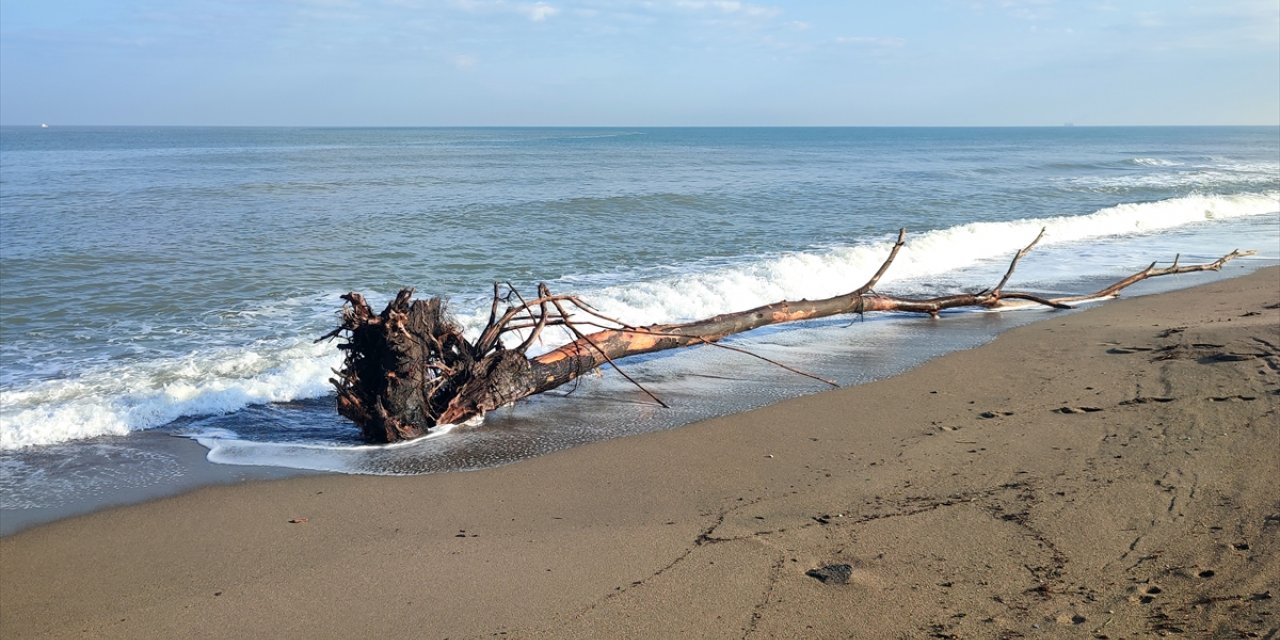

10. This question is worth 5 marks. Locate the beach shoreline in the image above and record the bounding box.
[0,431,317,537]
[4,259,1270,537]
[2,267,1276,638]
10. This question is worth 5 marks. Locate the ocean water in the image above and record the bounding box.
[1,126,1277,532]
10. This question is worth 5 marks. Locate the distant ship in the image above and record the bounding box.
[40,123,49,128]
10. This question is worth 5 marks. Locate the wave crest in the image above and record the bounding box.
[2,191,1276,450]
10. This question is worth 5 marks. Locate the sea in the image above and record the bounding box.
[1,126,1277,533]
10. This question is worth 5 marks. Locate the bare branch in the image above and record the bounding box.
[545,293,669,409]
[855,228,907,295]
[993,227,1046,295]
[1050,250,1253,304]
[515,287,552,354]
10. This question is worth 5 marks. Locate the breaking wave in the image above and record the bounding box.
[1,191,1276,450]
[1129,157,1183,167]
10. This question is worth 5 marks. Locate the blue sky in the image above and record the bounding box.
[1,0,1277,126]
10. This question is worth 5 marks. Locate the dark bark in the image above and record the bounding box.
[321,229,1250,444]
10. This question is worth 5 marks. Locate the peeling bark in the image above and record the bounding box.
[321,229,1251,444]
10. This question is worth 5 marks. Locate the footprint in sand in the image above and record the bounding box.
[978,410,1015,419]
[1054,613,1087,625]
[1128,583,1163,605]
[1055,406,1103,414]
[1209,395,1257,402]
[1106,346,1154,354]
[805,563,853,585]
[1119,396,1175,406]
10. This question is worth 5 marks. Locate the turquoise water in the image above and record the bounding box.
[1,126,1277,530]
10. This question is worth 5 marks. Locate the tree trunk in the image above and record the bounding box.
[321,229,1250,444]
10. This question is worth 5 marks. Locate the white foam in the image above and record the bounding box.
[1070,171,1276,192]
[1129,157,1182,167]
[1069,158,1277,192]
[3,191,1276,450]
[0,339,341,450]
[195,420,467,473]
[480,192,1279,348]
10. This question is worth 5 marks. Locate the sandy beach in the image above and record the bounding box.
[2,267,1276,639]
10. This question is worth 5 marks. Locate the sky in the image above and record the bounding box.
[1,0,1277,126]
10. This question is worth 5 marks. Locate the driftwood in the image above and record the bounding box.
[320,228,1251,444]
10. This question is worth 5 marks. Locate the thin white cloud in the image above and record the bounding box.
[672,0,780,19]
[1103,2,1278,52]
[1129,11,1165,29]
[519,2,560,21]
[452,0,560,22]
[289,0,359,7]
[452,53,478,69]
[1000,0,1056,21]
[835,36,906,48]
[961,0,1057,21]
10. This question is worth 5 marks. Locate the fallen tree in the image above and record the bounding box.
[320,228,1251,444]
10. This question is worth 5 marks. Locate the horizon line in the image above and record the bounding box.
[5,122,1279,129]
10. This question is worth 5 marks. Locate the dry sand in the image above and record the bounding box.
[2,268,1277,639]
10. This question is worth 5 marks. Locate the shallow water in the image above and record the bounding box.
[1,126,1277,532]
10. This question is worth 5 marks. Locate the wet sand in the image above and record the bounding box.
[2,267,1277,639]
